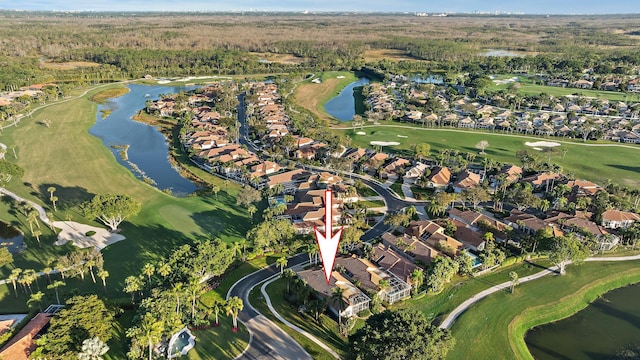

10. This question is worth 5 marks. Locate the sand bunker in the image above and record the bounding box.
[53,221,125,250]
[397,135,408,138]
[356,131,366,135]
[525,141,561,148]
[370,141,400,146]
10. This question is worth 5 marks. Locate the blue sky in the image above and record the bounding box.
[1,0,640,13]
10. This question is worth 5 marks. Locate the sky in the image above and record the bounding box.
[1,0,640,14]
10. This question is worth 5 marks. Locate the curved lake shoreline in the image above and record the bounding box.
[526,282,640,360]
[89,84,199,196]
[324,77,370,121]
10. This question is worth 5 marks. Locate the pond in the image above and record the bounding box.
[90,84,199,196]
[324,77,370,121]
[526,283,640,360]
[480,49,524,57]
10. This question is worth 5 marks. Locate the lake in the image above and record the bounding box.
[526,283,640,360]
[324,77,370,121]
[480,49,526,57]
[90,84,199,197]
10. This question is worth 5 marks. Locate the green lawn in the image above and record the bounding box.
[335,125,640,189]
[357,199,386,208]
[249,278,342,360]
[389,180,404,199]
[187,321,250,360]
[487,74,637,102]
[447,261,640,360]
[0,83,250,310]
[395,258,552,324]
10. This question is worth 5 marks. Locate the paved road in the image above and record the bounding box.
[229,253,312,360]
[439,254,640,330]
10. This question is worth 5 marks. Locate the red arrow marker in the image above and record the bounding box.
[314,189,343,284]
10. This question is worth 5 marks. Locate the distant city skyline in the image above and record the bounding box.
[2,0,640,14]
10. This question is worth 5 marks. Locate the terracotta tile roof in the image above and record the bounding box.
[427,166,451,186]
[0,313,53,360]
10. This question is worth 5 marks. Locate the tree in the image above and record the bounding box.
[247,204,257,222]
[226,296,244,332]
[9,268,21,297]
[77,337,109,360]
[48,280,65,304]
[210,299,225,326]
[0,246,13,268]
[137,315,164,360]
[37,295,114,359]
[81,194,141,231]
[509,271,519,294]
[211,184,220,200]
[462,186,490,209]
[32,229,42,245]
[276,255,288,274]
[0,159,24,185]
[410,268,424,296]
[414,143,431,161]
[456,250,474,276]
[124,275,143,302]
[97,270,109,292]
[426,256,459,293]
[475,140,489,154]
[28,291,45,312]
[48,186,58,211]
[332,286,345,326]
[349,309,455,360]
[549,234,590,275]
[142,263,155,284]
[188,277,205,320]
[236,186,262,207]
[384,212,410,231]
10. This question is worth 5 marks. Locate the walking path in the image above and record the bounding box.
[400,181,415,201]
[439,254,640,330]
[260,274,341,359]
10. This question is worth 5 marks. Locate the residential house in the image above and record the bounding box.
[521,172,562,192]
[453,170,481,193]
[424,166,451,189]
[601,210,640,229]
[566,179,603,197]
[297,268,370,318]
[266,169,309,191]
[381,158,410,178]
[0,313,54,360]
[504,210,549,235]
[571,79,593,89]
[373,243,422,286]
[381,232,440,265]
[403,162,429,184]
[406,220,464,257]
[498,164,523,183]
[335,256,411,305]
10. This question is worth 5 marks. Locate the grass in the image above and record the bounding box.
[395,258,552,324]
[105,310,135,360]
[186,321,250,360]
[447,260,640,360]
[389,180,405,199]
[199,256,271,305]
[487,74,638,102]
[249,280,347,360]
[89,87,131,104]
[356,185,378,198]
[292,71,358,123]
[357,199,386,208]
[0,82,250,311]
[335,124,640,189]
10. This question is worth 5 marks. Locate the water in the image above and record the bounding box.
[170,330,191,356]
[324,77,370,121]
[480,49,524,57]
[412,74,444,85]
[90,84,199,196]
[526,283,640,360]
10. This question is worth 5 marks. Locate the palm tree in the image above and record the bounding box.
[331,286,345,326]
[172,282,184,315]
[405,205,417,219]
[9,268,21,297]
[32,229,42,245]
[283,268,296,294]
[124,276,143,302]
[306,244,318,265]
[78,337,110,360]
[410,268,424,296]
[47,280,65,304]
[47,187,57,211]
[21,269,37,295]
[247,204,257,222]
[211,299,225,326]
[211,184,220,200]
[226,296,244,332]
[98,270,109,292]
[27,291,45,312]
[42,266,53,284]
[139,315,164,360]
[26,210,39,234]
[188,277,204,320]
[276,255,288,274]
[157,263,171,278]
[142,263,155,284]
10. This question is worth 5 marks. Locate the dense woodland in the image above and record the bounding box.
[2,12,640,90]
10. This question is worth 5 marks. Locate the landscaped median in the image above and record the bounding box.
[508,267,640,360]
[447,260,640,359]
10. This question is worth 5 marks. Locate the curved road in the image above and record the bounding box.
[439,254,640,330]
[228,253,312,360]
